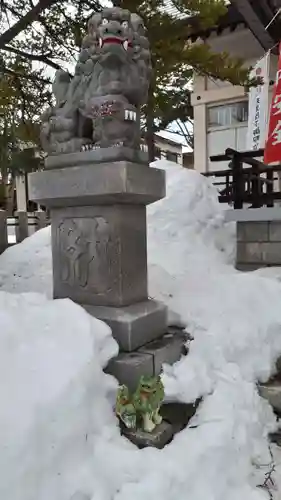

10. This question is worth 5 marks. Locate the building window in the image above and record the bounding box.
[166,151,178,163]
[208,101,248,128]
[155,147,161,159]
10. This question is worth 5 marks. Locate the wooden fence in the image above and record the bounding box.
[0,211,49,254]
[203,148,281,209]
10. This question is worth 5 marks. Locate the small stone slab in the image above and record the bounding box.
[269,430,281,447]
[259,381,281,414]
[122,420,174,449]
[139,331,189,374]
[105,351,154,392]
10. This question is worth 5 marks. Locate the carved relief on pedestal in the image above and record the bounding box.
[56,218,93,288]
[55,216,119,295]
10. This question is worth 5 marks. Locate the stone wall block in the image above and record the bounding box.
[269,221,281,242]
[237,221,269,242]
[260,242,281,265]
[237,242,263,263]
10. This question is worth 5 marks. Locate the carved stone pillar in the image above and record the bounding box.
[29,157,167,352]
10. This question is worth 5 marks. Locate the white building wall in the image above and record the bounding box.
[192,27,278,174]
[155,137,183,164]
[141,136,183,164]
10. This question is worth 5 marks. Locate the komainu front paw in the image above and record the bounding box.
[143,413,156,433]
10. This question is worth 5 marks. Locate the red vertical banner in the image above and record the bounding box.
[264,43,281,164]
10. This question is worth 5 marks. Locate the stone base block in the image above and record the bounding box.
[259,381,281,414]
[105,351,154,392]
[269,429,281,447]
[236,263,267,272]
[85,300,167,351]
[105,329,187,391]
[29,161,165,208]
[121,420,174,449]
[139,330,189,374]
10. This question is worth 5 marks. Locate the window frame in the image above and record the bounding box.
[166,150,178,163]
[207,100,249,131]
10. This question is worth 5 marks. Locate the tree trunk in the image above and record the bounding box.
[146,86,155,163]
[1,169,9,212]
[6,179,15,216]
[146,112,155,163]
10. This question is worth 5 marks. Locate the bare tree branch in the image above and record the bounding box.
[38,13,78,61]
[0,0,59,49]
[0,62,50,84]
[2,45,62,70]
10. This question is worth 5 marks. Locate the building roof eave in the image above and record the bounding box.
[230,0,276,52]
[186,0,281,52]
[186,4,246,42]
[155,133,184,148]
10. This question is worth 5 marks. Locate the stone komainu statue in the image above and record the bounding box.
[41,7,152,156]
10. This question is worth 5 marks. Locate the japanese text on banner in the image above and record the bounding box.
[247,52,270,151]
[264,44,281,164]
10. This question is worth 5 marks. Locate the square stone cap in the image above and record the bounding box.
[225,207,281,222]
[28,161,166,208]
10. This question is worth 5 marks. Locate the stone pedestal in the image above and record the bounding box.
[29,5,192,443]
[29,158,167,354]
[29,156,189,391]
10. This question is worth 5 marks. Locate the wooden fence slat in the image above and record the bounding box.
[0,211,49,251]
[0,211,8,254]
[16,211,29,243]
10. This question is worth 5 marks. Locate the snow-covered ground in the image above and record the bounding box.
[1,160,281,500]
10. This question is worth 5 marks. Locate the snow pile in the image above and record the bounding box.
[0,291,118,500]
[0,226,52,297]
[1,160,281,500]
[148,160,236,274]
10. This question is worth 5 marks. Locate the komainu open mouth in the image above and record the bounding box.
[99,37,129,50]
